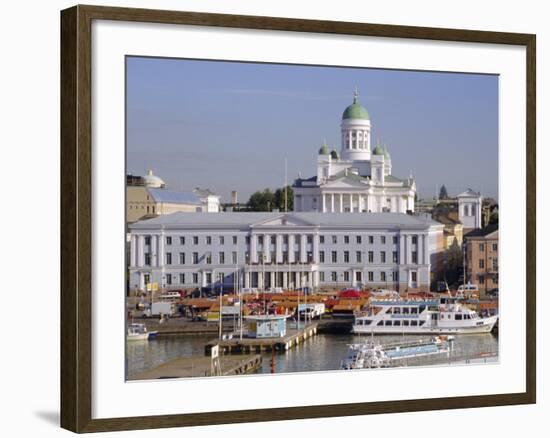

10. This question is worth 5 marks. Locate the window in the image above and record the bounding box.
[392,251,398,263]
[479,243,485,251]
[344,271,350,282]
[319,251,325,263]
[144,253,151,266]
[392,271,399,282]
[412,251,418,264]
[319,272,325,282]
[206,236,212,245]
[331,251,337,263]
[393,320,401,326]
[385,320,392,326]
[180,236,185,245]
[258,236,264,245]
[205,273,212,284]
[193,236,198,245]
[368,236,374,244]
[192,273,198,284]
[320,235,325,244]
[368,251,374,263]
[368,271,374,282]
[219,236,224,245]
[356,251,362,263]
[344,236,350,244]
[232,236,237,245]
[393,236,398,244]
[245,236,251,245]
[219,252,225,264]
[179,273,185,284]
[411,272,417,282]
[192,252,199,264]
[166,236,172,245]
[381,236,386,244]
[455,314,463,320]
[179,252,185,264]
[166,274,172,285]
[344,251,350,263]
[492,243,498,252]
[381,272,386,282]
[355,271,362,281]
[356,235,362,244]
[294,251,300,262]
[492,258,498,271]
[479,275,485,284]
[166,253,172,265]
[307,235,312,244]
[412,235,418,244]
[144,236,151,245]
[380,252,386,263]
[479,259,485,269]
[232,252,237,264]
[332,235,337,244]
[411,320,418,326]
[331,272,337,282]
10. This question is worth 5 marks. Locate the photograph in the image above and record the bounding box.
[124,57,500,380]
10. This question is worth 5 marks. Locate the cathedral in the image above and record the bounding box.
[293,90,416,214]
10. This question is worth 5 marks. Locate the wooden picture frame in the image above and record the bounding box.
[60,4,536,433]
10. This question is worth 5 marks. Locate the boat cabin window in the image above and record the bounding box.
[419,321,425,326]
[378,321,384,326]
[393,307,401,314]
[393,320,401,326]
[417,306,425,313]
[411,320,418,326]
[455,314,463,320]
[361,320,372,325]
[402,307,410,314]
[403,320,410,326]
[385,321,392,326]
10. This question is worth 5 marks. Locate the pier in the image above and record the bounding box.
[205,323,319,355]
[130,354,262,380]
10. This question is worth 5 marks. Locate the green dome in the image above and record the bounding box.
[342,91,369,120]
[318,142,330,155]
[330,149,339,160]
[372,144,384,155]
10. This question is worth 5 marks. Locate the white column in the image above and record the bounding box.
[331,193,335,212]
[276,234,283,263]
[359,195,364,213]
[313,234,320,263]
[137,235,144,267]
[322,194,326,212]
[158,234,165,267]
[339,194,343,212]
[283,271,288,289]
[300,234,307,263]
[244,271,250,288]
[423,234,429,265]
[270,271,275,288]
[349,194,354,212]
[130,235,137,267]
[399,233,405,265]
[263,234,270,263]
[405,235,411,265]
[289,234,295,263]
[150,235,157,267]
[251,234,258,263]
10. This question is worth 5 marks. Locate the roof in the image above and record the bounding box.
[464,223,498,238]
[457,188,481,198]
[372,144,384,155]
[193,188,218,198]
[342,91,369,120]
[147,188,202,205]
[130,211,443,230]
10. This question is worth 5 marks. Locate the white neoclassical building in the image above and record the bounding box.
[457,189,483,230]
[128,212,444,293]
[293,90,416,214]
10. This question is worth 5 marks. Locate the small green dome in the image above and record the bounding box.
[318,142,330,155]
[373,144,384,155]
[342,90,369,120]
[330,149,339,160]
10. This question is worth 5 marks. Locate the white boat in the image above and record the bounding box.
[341,336,454,369]
[353,296,498,335]
[127,323,158,341]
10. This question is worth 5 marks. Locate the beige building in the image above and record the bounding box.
[464,224,499,294]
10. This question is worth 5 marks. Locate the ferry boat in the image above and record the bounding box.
[341,336,454,369]
[352,296,498,335]
[127,323,158,341]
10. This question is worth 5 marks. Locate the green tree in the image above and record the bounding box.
[247,189,275,211]
[439,184,449,200]
[274,185,294,211]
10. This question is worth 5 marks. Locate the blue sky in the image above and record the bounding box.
[126,57,498,202]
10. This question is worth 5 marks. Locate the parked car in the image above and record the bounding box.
[487,288,499,297]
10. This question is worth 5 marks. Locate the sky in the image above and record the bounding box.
[126,57,498,203]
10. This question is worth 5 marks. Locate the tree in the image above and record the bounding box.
[439,184,449,200]
[247,186,294,211]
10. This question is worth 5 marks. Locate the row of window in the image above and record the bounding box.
[478,258,498,270]
[478,243,498,252]
[143,249,419,266]
[142,234,415,247]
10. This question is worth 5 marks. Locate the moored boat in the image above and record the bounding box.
[127,323,158,341]
[353,296,498,335]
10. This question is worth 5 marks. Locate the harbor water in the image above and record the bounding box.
[127,332,498,379]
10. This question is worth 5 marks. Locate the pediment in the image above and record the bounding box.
[322,176,367,189]
[252,214,315,228]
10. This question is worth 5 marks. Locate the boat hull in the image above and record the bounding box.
[352,316,498,335]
